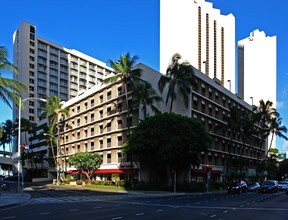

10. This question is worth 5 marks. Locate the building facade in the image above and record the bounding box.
[57,63,265,183]
[238,29,277,149]
[160,0,236,93]
[12,21,114,152]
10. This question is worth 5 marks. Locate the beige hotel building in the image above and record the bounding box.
[57,63,265,183]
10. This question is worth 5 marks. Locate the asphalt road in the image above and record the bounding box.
[1,186,288,220]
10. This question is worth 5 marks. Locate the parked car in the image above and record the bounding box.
[259,180,278,193]
[227,181,248,194]
[277,181,288,191]
[247,182,260,192]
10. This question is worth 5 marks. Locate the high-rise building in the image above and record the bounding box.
[238,29,277,108]
[160,0,236,92]
[12,21,114,127]
[238,29,277,150]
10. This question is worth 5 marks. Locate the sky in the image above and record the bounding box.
[1,0,288,151]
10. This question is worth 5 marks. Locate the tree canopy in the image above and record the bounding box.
[67,152,102,182]
[124,113,211,172]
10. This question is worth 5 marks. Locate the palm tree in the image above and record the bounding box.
[104,53,142,188]
[2,120,15,153]
[158,53,197,113]
[19,118,37,145]
[132,81,163,117]
[253,100,278,167]
[104,52,142,121]
[0,46,26,108]
[42,96,69,180]
[265,116,287,159]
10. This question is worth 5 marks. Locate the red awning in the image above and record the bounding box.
[192,169,222,174]
[66,168,138,174]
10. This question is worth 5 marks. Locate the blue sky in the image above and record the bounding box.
[1,0,288,151]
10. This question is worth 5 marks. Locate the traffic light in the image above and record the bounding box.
[21,144,26,166]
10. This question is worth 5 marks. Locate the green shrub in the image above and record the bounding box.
[76,180,83,185]
[105,180,112,186]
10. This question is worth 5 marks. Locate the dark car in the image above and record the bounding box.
[259,180,278,193]
[227,181,248,194]
[247,182,260,192]
[277,181,288,191]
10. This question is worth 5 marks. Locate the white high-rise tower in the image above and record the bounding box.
[238,29,277,150]
[238,29,277,107]
[160,0,236,92]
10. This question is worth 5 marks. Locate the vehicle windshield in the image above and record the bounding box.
[262,181,274,186]
[231,182,240,187]
[248,183,257,186]
[278,181,288,185]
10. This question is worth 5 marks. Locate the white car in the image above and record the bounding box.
[277,181,288,191]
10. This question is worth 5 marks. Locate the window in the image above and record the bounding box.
[118,103,122,112]
[107,91,111,100]
[91,142,94,151]
[29,108,34,114]
[99,110,103,119]
[99,125,103,133]
[117,136,122,145]
[91,127,94,136]
[107,138,111,148]
[107,153,111,163]
[91,113,94,121]
[118,119,122,129]
[99,95,103,103]
[107,107,111,116]
[107,123,111,132]
[91,99,94,107]
[77,105,80,113]
[99,140,103,149]
[117,152,122,162]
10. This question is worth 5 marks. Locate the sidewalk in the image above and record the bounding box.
[0,191,31,208]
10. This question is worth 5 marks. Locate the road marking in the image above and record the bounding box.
[39,212,51,215]
[112,217,123,220]
[136,213,144,216]
[69,209,79,212]
[210,215,216,218]
[200,213,208,216]
[2,217,16,219]
[156,209,163,212]
[223,210,228,213]
[93,206,102,209]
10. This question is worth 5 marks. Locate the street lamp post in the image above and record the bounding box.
[17,97,46,192]
[44,133,60,185]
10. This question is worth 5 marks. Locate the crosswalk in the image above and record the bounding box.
[28,194,154,204]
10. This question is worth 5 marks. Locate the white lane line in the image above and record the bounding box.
[136,213,144,216]
[69,209,79,212]
[210,215,216,218]
[40,212,51,215]
[93,206,102,209]
[223,210,229,213]
[200,213,208,216]
[112,217,123,220]
[156,209,163,212]
[2,217,16,219]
